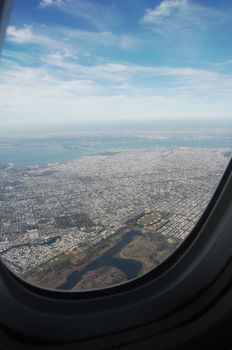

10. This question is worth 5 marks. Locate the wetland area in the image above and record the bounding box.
[23,212,182,291]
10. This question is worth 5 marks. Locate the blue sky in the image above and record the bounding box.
[0,0,232,136]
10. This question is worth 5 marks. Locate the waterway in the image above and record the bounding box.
[1,236,61,254]
[1,134,232,168]
[58,229,142,290]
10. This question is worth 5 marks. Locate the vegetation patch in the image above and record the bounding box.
[73,266,127,291]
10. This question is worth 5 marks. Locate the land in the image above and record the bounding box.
[117,232,181,275]
[73,266,127,291]
[0,147,230,290]
[22,226,131,289]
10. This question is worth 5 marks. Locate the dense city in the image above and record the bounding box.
[0,147,230,286]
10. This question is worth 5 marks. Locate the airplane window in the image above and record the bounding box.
[0,0,231,292]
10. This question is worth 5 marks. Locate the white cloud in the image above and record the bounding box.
[7,25,61,48]
[39,0,62,8]
[62,48,77,59]
[6,25,80,62]
[6,24,138,59]
[1,59,232,132]
[39,0,120,31]
[139,0,231,61]
[44,58,229,86]
[2,52,232,96]
[64,29,138,51]
[142,0,188,23]
[7,25,36,44]
[214,59,232,67]
[1,0,231,136]
[141,0,227,41]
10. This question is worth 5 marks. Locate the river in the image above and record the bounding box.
[58,229,142,290]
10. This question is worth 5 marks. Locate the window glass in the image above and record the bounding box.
[0,0,231,291]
